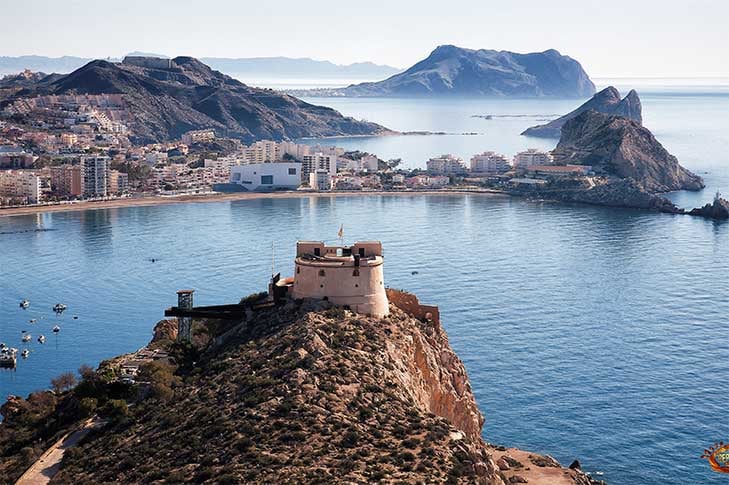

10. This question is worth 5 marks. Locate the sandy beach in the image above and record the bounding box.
[0,189,508,218]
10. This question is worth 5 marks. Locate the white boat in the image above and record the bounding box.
[52,325,61,333]
[22,334,31,343]
[21,349,29,359]
[0,347,17,368]
[38,335,45,344]
[53,303,67,314]
[19,299,30,309]
[29,318,37,323]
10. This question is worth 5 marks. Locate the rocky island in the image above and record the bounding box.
[0,56,390,144]
[522,86,642,138]
[1,241,603,484]
[291,45,595,98]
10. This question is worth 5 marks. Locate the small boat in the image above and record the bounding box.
[53,303,67,314]
[411,271,419,275]
[21,349,30,359]
[37,335,45,344]
[0,347,18,368]
[22,334,31,343]
[19,299,30,309]
[595,471,604,477]
[52,325,61,333]
[29,318,37,324]
[73,315,79,320]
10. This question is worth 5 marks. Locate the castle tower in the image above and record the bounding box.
[176,289,194,342]
[291,241,389,317]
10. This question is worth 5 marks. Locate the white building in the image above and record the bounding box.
[470,151,511,173]
[229,162,302,191]
[242,140,281,163]
[81,156,110,197]
[301,152,337,180]
[513,149,554,169]
[309,169,331,191]
[426,154,466,174]
[181,129,215,145]
[0,170,42,204]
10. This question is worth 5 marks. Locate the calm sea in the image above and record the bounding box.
[1,81,728,484]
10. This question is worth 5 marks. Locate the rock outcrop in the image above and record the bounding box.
[3,57,390,144]
[336,45,595,98]
[688,193,729,220]
[522,86,642,138]
[26,295,596,484]
[551,110,704,193]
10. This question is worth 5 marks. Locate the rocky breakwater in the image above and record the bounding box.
[688,193,729,220]
[0,291,602,484]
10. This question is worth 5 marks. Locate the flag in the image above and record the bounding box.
[337,224,344,239]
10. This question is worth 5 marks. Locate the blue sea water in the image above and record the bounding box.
[1,83,728,484]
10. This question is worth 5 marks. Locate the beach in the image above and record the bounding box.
[0,189,507,217]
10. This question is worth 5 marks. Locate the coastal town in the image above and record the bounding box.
[0,104,591,208]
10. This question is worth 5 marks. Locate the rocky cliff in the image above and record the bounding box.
[337,45,595,98]
[1,292,600,484]
[551,110,704,193]
[3,57,390,144]
[522,86,642,138]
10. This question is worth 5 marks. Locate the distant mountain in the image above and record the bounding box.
[336,45,595,97]
[522,86,642,138]
[4,56,389,143]
[0,56,94,75]
[199,57,401,80]
[552,110,703,193]
[0,55,401,80]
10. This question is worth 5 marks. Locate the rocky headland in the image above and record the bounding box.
[510,109,716,216]
[1,290,602,484]
[522,86,642,138]
[300,45,595,98]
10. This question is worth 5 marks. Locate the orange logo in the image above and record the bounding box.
[702,442,729,473]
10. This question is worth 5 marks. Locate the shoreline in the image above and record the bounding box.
[0,189,508,218]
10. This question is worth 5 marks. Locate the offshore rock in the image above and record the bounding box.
[338,45,595,97]
[522,86,642,138]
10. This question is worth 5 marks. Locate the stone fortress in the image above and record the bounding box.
[279,240,390,318]
[168,239,441,342]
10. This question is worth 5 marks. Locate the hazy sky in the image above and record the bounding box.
[2,0,727,77]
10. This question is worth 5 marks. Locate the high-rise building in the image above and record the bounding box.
[470,152,511,173]
[50,164,83,197]
[0,170,42,204]
[309,169,331,191]
[301,153,337,180]
[513,149,554,169]
[82,156,110,197]
[426,154,466,174]
[108,170,129,194]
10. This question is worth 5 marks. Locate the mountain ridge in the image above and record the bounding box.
[2,56,390,143]
[0,54,402,80]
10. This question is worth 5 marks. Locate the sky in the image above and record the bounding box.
[1,0,727,78]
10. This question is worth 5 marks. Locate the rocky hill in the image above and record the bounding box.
[1,292,599,484]
[2,57,390,144]
[551,110,704,193]
[522,86,642,138]
[336,45,595,97]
